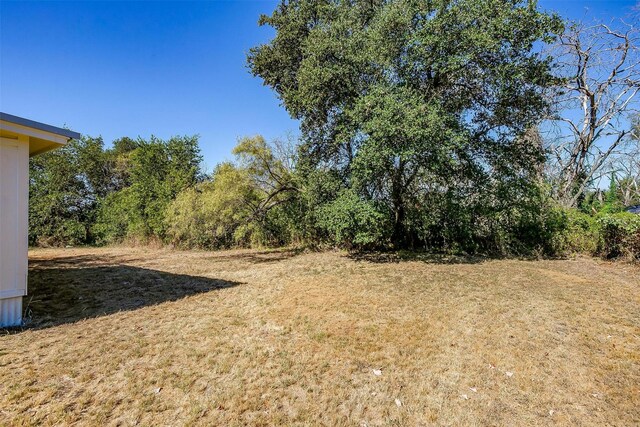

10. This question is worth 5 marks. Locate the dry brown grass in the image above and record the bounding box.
[1,247,639,426]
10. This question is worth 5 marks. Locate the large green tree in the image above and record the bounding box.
[249,0,563,249]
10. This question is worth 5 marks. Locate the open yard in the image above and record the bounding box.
[1,247,639,426]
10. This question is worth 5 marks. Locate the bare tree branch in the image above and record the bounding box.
[544,19,640,207]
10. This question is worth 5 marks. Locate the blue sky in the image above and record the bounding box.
[0,0,637,171]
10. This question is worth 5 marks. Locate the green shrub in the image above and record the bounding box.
[562,209,598,254]
[92,188,144,245]
[33,219,87,247]
[597,213,640,260]
[317,189,390,248]
[541,209,640,261]
[511,202,569,257]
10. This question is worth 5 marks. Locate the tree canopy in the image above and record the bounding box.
[249,0,563,248]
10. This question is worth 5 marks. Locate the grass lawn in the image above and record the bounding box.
[1,247,639,426]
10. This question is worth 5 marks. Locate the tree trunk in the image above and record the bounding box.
[391,200,406,248]
[390,160,407,248]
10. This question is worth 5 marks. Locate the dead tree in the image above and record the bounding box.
[611,123,640,206]
[546,20,640,207]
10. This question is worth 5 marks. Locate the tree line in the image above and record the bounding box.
[29,135,201,246]
[29,0,640,259]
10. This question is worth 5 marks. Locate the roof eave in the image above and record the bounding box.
[0,112,80,140]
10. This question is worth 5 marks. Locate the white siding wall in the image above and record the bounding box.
[0,137,29,327]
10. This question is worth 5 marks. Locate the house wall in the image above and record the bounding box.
[0,136,29,327]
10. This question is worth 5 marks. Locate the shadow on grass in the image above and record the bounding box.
[348,250,567,264]
[199,247,306,265]
[7,258,241,332]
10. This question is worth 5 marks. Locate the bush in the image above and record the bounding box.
[92,188,144,245]
[562,209,599,254]
[597,213,640,260]
[543,208,640,261]
[508,201,569,257]
[407,189,569,256]
[317,189,390,249]
[33,219,87,247]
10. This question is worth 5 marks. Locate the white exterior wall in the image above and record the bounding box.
[0,137,29,327]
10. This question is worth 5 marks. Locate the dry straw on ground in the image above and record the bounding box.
[1,247,638,426]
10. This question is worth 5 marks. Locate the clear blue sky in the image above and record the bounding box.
[0,0,637,171]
